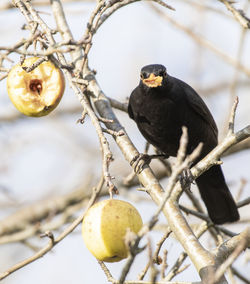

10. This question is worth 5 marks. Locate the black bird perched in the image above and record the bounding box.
[128,64,240,225]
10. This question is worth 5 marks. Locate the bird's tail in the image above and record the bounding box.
[196,165,240,224]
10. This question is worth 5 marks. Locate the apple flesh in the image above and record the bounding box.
[7,57,65,117]
[82,199,143,262]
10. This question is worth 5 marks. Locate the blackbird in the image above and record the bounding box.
[128,64,240,224]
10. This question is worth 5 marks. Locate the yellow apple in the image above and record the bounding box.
[7,57,65,117]
[82,199,143,262]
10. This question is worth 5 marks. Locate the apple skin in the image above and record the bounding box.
[82,199,143,262]
[7,57,65,117]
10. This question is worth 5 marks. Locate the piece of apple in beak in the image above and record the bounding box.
[143,73,163,88]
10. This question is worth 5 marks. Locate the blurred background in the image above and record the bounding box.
[0,0,249,283]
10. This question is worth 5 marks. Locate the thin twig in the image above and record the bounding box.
[213,237,248,284]
[219,0,250,29]
[231,266,250,284]
[138,227,172,280]
[98,260,117,283]
[228,97,239,135]
[165,222,209,281]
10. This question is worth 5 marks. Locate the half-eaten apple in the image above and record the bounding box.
[7,57,65,117]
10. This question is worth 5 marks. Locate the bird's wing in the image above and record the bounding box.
[180,80,218,139]
[128,88,139,120]
[128,100,134,119]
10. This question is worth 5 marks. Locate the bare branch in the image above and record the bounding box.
[165,222,210,281]
[138,227,172,280]
[98,260,117,283]
[0,181,92,237]
[227,96,239,135]
[214,227,250,265]
[212,228,250,284]
[231,266,250,284]
[219,0,250,29]
[222,138,250,156]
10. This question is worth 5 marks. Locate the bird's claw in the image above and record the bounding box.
[130,153,167,173]
[130,153,151,173]
[179,168,194,192]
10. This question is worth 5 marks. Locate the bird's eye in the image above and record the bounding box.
[140,72,147,79]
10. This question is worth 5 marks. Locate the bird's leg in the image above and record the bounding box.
[179,168,194,192]
[130,153,168,173]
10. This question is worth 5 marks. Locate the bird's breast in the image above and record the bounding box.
[135,96,183,156]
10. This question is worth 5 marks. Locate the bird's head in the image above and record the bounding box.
[140,64,167,88]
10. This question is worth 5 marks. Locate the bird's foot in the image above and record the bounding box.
[179,168,194,192]
[130,154,150,173]
[130,153,167,173]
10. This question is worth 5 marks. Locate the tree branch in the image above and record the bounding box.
[218,0,250,29]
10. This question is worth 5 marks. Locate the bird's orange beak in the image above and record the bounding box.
[143,73,163,88]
